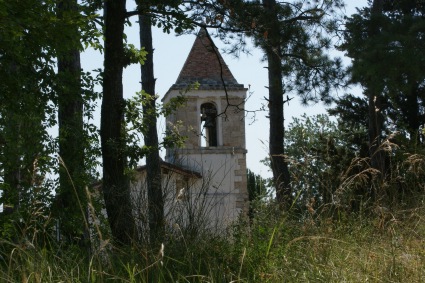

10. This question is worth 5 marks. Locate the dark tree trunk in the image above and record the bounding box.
[56,0,87,242]
[405,83,421,145]
[139,14,164,244]
[2,128,21,215]
[368,0,386,178]
[263,0,291,207]
[367,87,385,174]
[2,64,23,216]
[101,0,137,245]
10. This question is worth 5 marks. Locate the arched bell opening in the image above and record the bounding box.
[200,102,218,147]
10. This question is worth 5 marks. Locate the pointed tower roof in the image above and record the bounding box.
[168,29,245,92]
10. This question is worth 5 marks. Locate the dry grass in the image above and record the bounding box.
[235,202,425,283]
[1,149,424,282]
[0,202,424,282]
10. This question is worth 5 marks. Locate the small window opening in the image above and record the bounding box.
[200,103,218,147]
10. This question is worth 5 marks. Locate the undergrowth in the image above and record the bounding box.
[1,198,424,282]
[1,148,424,282]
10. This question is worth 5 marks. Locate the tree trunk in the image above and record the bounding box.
[405,83,421,145]
[263,0,291,207]
[139,13,164,244]
[2,124,21,215]
[368,0,386,178]
[101,0,137,246]
[2,63,23,216]
[56,0,87,243]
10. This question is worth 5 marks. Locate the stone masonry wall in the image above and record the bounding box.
[164,89,249,223]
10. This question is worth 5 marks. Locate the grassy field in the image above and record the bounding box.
[1,201,424,283]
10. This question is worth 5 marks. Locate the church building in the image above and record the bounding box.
[132,28,249,232]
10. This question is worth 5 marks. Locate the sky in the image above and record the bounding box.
[81,0,369,178]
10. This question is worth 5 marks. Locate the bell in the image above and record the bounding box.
[203,117,215,128]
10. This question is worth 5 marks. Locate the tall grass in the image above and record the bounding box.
[1,199,424,282]
[1,151,424,282]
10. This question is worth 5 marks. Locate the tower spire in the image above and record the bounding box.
[169,28,245,91]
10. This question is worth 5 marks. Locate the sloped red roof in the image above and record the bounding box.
[136,161,202,179]
[92,161,202,190]
[169,28,245,91]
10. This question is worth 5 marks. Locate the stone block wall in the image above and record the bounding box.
[220,96,246,148]
[163,88,249,226]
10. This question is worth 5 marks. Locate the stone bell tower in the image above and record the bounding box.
[162,28,248,226]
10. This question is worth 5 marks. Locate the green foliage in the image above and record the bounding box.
[215,0,346,103]
[328,94,369,130]
[81,70,103,181]
[125,84,196,167]
[247,169,268,202]
[331,0,425,207]
[283,114,359,209]
[247,168,268,219]
[123,44,147,67]
[0,0,102,245]
[340,1,425,145]
[125,91,185,167]
[0,0,59,241]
